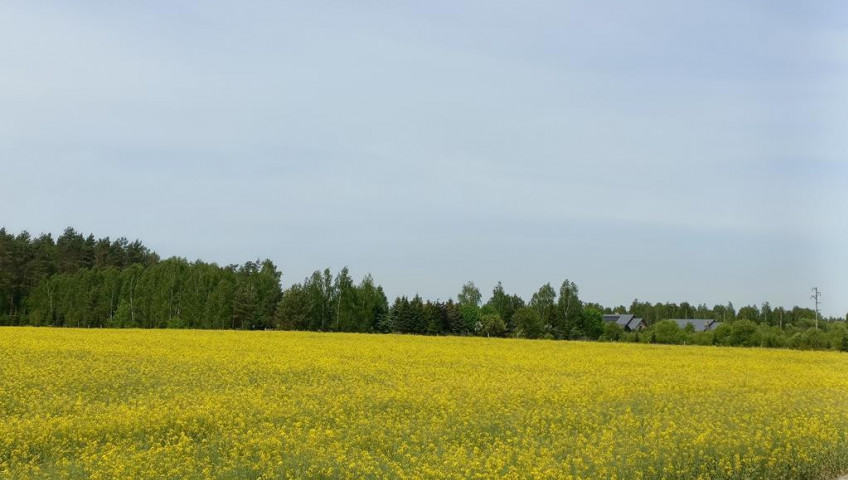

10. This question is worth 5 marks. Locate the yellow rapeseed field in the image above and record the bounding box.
[1,328,847,479]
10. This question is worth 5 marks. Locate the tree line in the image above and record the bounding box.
[610,317,848,351]
[1,227,846,351]
[0,227,159,323]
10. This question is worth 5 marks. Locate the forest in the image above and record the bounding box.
[1,227,846,351]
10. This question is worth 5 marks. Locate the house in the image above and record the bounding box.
[671,319,718,332]
[603,314,646,331]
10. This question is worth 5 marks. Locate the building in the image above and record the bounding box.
[603,314,646,331]
[670,319,718,332]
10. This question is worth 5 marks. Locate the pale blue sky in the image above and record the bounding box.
[1,1,846,316]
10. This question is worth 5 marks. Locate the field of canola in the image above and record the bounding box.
[1,327,847,479]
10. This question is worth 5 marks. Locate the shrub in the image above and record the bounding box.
[651,320,683,345]
[728,319,758,347]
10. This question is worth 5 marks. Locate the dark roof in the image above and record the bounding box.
[671,319,716,332]
[625,316,645,330]
[604,314,631,328]
[603,314,645,330]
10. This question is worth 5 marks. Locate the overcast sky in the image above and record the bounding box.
[2,1,846,316]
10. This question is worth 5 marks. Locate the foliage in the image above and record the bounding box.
[629,318,848,352]
[512,306,544,339]
[599,321,624,342]
[484,282,524,335]
[578,307,604,340]
[529,283,556,335]
[0,227,158,325]
[25,259,280,330]
[556,279,583,338]
[456,281,482,307]
[651,320,684,344]
[728,319,759,347]
[3,227,847,352]
[477,313,506,337]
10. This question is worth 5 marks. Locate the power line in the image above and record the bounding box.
[811,287,821,330]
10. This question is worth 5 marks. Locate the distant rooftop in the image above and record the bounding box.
[670,319,717,332]
[603,314,645,331]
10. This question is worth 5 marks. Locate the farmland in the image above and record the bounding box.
[1,328,847,479]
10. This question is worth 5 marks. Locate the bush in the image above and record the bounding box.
[788,329,831,350]
[712,322,731,345]
[728,319,758,347]
[758,325,787,348]
[690,331,713,346]
[600,322,624,342]
[651,320,684,345]
[167,316,187,329]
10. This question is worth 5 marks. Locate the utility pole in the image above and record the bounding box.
[811,287,821,330]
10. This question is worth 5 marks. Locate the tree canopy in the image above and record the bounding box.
[1,227,845,352]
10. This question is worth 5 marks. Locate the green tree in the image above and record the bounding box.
[737,305,760,324]
[530,283,556,335]
[513,306,544,339]
[728,319,758,346]
[332,267,356,332]
[408,295,426,334]
[233,276,258,329]
[356,275,388,332]
[459,303,479,335]
[478,313,506,337]
[761,302,774,326]
[275,284,310,330]
[254,259,283,329]
[457,281,482,307]
[206,275,235,330]
[111,298,133,328]
[56,227,86,274]
[444,300,464,335]
[303,269,334,331]
[423,301,443,335]
[579,307,604,340]
[485,283,524,335]
[556,279,583,339]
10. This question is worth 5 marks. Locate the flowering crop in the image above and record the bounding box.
[1,327,847,479]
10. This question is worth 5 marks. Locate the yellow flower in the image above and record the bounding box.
[0,327,847,479]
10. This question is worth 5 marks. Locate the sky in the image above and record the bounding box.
[1,1,846,317]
